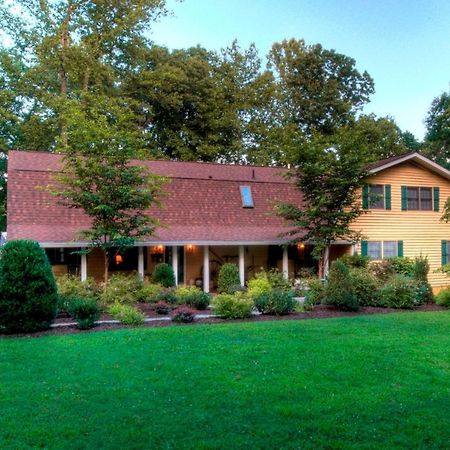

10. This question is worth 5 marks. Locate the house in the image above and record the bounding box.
[352,152,450,291]
[6,150,450,291]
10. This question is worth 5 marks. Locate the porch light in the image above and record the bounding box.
[186,244,195,253]
[297,243,305,251]
[115,254,123,265]
[151,245,164,254]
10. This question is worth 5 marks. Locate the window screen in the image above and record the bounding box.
[368,184,384,209]
[383,241,397,258]
[367,241,382,260]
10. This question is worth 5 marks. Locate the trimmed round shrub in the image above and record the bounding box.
[254,290,295,315]
[99,274,140,307]
[436,288,450,307]
[108,304,145,325]
[213,292,254,319]
[218,263,241,294]
[412,256,434,304]
[247,272,272,298]
[0,240,58,333]
[349,267,381,307]
[68,298,100,330]
[171,306,195,323]
[135,282,164,303]
[387,257,415,276]
[152,263,175,287]
[176,286,211,310]
[378,275,420,309]
[324,260,358,311]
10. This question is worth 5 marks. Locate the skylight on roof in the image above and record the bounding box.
[240,186,254,208]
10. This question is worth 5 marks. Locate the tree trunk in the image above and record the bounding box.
[104,250,109,285]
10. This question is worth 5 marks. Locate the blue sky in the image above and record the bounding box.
[152,0,450,140]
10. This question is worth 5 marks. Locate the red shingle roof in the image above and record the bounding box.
[7,150,302,244]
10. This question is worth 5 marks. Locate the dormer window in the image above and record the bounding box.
[240,186,254,208]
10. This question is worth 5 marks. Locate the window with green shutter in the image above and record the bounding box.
[362,185,369,209]
[401,186,408,210]
[361,240,368,256]
[385,184,391,210]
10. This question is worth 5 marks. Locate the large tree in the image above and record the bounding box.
[423,90,450,167]
[268,39,375,136]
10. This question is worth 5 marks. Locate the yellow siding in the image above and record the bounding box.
[351,162,450,289]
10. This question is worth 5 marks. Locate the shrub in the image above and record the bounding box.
[340,253,371,268]
[213,293,254,319]
[68,298,100,330]
[378,275,421,309]
[247,271,272,298]
[135,282,164,303]
[176,286,211,310]
[108,304,145,325]
[217,263,241,294]
[99,274,141,307]
[436,288,450,307]
[349,267,381,307]
[57,275,99,314]
[152,263,175,287]
[303,278,325,306]
[267,268,292,291]
[0,240,58,333]
[154,301,171,315]
[254,290,296,315]
[171,306,196,323]
[370,260,396,283]
[324,260,359,311]
[156,287,178,304]
[412,256,434,304]
[387,256,415,276]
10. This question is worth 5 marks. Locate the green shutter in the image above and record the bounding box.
[362,185,369,209]
[442,240,448,265]
[385,184,391,210]
[397,240,403,257]
[361,240,368,256]
[401,186,408,211]
[433,187,440,212]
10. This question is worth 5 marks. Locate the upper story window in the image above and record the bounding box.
[240,186,254,208]
[402,186,438,211]
[363,184,391,210]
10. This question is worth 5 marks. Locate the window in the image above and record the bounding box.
[363,184,391,210]
[383,241,397,258]
[368,184,385,209]
[403,186,436,211]
[240,186,254,208]
[367,241,382,260]
[362,240,403,259]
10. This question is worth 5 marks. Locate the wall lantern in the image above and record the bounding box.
[151,245,164,254]
[186,244,195,253]
[115,254,123,265]
[297,243,305,251]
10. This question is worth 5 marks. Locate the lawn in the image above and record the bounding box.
[1,312,449,449]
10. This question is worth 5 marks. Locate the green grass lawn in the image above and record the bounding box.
[1,312,449,449]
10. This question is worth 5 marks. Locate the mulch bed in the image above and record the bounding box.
[2,303,447,339]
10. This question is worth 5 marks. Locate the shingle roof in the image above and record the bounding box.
[7,150,302,245]
[367,152,416,170]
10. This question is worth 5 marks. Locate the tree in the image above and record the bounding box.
[54,93,166,283]
[268,39,374,136]
[424,90,450,167]
[277,125,373,277]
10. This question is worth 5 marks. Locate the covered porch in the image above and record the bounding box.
[45,241,352,290]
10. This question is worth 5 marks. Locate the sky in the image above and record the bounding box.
[151,0,450,140]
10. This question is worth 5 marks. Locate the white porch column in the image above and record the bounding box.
[238,245,245,286]
[282,246,289,279]
[81,253,87,281]
[324,246,330,277]
[172,246,178,285]
[203,245,210,293]
[138,246,144,280]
